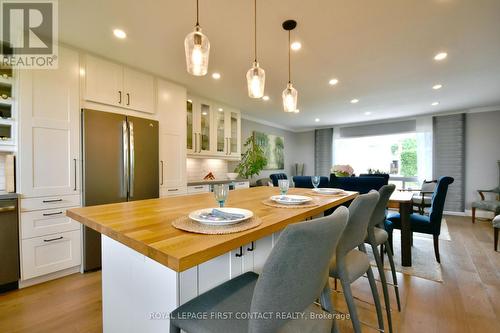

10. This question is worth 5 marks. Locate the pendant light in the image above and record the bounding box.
[282,20,298,112]
[184,0,210,76]
[246,0,265,98]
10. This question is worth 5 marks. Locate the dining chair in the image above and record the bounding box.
[385,176,454,263]
[170,207,349,333]
[329,191,384,333]
[269,173,288,187]
[364,185,399,333]
[292,176,329,188]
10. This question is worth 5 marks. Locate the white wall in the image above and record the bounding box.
[465,110,500,211]
[228,119,315,185]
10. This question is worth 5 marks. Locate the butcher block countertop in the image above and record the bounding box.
[67,187,357,272]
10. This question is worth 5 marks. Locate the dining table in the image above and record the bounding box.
[388,191,415,266]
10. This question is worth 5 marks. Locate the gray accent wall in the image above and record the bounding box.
[433,114,466,212]
[229,119,315,185]
[465,110,500,211]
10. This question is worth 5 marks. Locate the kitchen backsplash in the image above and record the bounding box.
[187,158,229,181]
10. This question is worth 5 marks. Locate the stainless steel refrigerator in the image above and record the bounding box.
[82,109,159,271]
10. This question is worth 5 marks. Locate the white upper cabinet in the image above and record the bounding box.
[157,79,187,195]
[18,46,80,198]
[123,67,155,112]
[84,54,155,114]
[84,55,123,107]
[187,95,241,160]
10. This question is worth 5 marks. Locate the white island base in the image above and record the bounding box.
[101,233,279,332]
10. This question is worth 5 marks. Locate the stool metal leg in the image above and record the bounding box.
[366,266,385,333]
[385,240,401,311]
[371,242,393,333]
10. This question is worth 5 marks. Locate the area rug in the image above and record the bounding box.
[365,219,451,283]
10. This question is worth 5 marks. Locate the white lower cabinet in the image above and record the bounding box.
[187,185,210,194]
[160,186,188,197]
[21,229,82,280]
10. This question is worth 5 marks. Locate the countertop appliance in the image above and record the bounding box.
[0,196,19,293]
[82,109,159,271]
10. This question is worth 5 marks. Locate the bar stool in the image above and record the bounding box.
[329,191,385,333]
[170,207,349,333]
[364,185,400,333]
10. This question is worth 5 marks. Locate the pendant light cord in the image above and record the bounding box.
[196,0,199,26]
[254,0,257,62]
[288,30,291,83]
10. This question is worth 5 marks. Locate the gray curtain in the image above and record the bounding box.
[315,128,333,176]
[433,114,465,212]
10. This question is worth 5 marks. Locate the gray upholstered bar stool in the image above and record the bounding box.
[170,207,349,333]
[329,191,385,333]
[364,185,399,333]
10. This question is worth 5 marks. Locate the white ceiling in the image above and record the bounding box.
[59,0,500,130]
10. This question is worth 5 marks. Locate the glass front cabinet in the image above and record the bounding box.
[187,94,241,160]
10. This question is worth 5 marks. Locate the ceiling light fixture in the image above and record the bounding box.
[351,99,359,104]
[282,20,298,113]
[262,95,270,101]
[291,41,301,51]
[328,78,339,86]
[364,111,372,115]
[434,52,447,61]
[432,84,443,90]
[431,102,440,106]
[246,0,265,98]
[113,29,127,39]
[212,72,221,79]
[184,0,210,76]
[218,108,223,112]
[315,118,320,122]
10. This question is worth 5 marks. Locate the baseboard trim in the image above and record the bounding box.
[19,265,81,289]
[464,209,495,219]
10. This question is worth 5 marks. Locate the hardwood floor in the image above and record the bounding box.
[0,215,498,333]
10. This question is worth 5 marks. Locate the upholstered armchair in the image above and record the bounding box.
[471,161,500,224]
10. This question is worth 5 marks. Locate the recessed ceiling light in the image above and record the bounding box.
[434,52,447,61]
[364,111,372,115]
[432,84,443,90]
[315,118,320,122]
[350,99,359,104]
[212,72,221,79]
[431,102,440,106]
[328,78,339,86]
[290,41,301,51]
[218,108,223,112]
[202,111,208,115]
[187,99,193,103]
[262,95,270,101]
[113,29,127,39]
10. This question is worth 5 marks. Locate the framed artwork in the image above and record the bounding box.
[253,131,284,170]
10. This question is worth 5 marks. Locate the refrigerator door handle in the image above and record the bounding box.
[129,120,135,199]
[122,120,129,197]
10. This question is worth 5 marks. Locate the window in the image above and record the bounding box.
[334,132,419,189]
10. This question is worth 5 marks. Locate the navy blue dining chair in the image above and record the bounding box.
[385,176,454,263]
[293,176,329,188]
[269,173,288,187]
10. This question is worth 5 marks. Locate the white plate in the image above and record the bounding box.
[270,195,313,205]
[188,207,253,226]
[312,188,344,195]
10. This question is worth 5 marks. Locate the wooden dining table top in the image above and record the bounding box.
[67,187,358,272]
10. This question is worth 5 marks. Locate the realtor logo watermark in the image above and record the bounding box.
[1,0,58,68]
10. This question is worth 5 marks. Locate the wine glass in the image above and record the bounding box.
[278,179,289,195]
[312,176,321,189]
[213,184,229,207]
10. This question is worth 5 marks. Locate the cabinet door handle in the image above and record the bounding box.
[197,133,201,153]
[126,93,130,106]
[160,160,164,185]
[43,211,63,216]
[247,241,255,252]
[118,90,122,104]
[44,236,63,242]
[167,188,178,192]
[235,246,243,257]
[193,186,203,189]
[42,199,63,203]
[193,132,197,153]
[73,158,77,191]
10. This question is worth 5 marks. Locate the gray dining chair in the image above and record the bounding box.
[329,191,384,333]
[170,207,349,333]
[364,185,399,333]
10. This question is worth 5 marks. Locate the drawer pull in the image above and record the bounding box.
[168,188,178,192]
[43,199,63,203]
[193,186,203,189]
[42,211,63,216]
[43,236,64,242]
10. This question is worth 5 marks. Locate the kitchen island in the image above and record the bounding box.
[68,187,357,333]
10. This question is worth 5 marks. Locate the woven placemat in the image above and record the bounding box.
[262,198,320,208]
[171,215,262,234]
